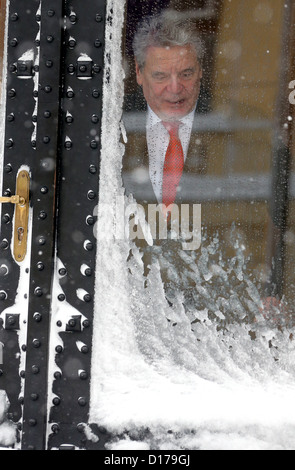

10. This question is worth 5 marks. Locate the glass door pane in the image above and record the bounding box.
[90,0,295,450]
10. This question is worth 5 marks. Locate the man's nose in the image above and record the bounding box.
[166,76,183,94]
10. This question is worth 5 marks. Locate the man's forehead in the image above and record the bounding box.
[145,44,199,66]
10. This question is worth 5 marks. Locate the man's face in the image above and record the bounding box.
[136,45,202,121]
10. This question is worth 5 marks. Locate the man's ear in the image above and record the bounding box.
[135,61,143,86]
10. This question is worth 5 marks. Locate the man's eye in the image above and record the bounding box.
[153,73,167,81]
[182,71,194,79]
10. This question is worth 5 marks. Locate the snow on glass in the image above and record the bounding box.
[0,0,295,451]
[89,0,295,451]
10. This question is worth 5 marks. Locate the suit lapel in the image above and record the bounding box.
[122,109,199,206]
[122,129,158,205]
[175,112,199,204]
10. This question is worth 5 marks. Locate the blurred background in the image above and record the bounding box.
[122,0,295,310]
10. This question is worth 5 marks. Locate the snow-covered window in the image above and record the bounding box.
[90,0,295,450]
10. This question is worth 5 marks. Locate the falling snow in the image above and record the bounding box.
[1,0,295,451]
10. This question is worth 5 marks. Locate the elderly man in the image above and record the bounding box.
[123,10,204,215]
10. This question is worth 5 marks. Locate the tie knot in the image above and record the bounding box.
[162,121,181,137]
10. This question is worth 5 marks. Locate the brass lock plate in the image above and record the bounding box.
[14,170,30,262]
[0,170,30,262]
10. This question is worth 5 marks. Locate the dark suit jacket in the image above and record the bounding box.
[121,103,207,306]
[122,109,204,207]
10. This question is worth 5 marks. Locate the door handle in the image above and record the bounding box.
[0,195,25,205]
[0,170,30,262]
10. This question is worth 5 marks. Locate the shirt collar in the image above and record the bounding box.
[147,105,196,129]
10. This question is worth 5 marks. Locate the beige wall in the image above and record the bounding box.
[213,0,284,118]
[209,0,285,175]
[187,0,293,298]
[209,0,295,301]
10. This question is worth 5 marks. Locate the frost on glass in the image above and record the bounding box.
[92,0,295,450]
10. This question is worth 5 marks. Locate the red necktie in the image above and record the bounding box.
[162,121,184,213]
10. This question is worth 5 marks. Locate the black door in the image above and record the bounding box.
[0,0,108,450]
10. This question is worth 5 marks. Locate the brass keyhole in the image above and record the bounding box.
[17,227,24,242]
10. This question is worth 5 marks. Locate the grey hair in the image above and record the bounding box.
[133,10,205,70]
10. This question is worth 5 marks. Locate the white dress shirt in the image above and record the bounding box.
[146,106,195,203]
